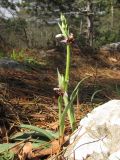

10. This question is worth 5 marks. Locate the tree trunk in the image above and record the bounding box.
[86,0,93,47]
[80,19,83,34]
[111,0,114,28]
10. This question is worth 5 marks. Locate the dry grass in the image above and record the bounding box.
[0,48,120,159]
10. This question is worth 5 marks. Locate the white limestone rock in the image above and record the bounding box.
[65,100,120,160]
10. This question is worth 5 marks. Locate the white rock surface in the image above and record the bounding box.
[65,100,120,160]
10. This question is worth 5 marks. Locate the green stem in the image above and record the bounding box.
[64,43,76,132]
[65,44,70,91]
[58,96,64,136]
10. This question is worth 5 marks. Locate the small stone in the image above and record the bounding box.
[0,57,24,70]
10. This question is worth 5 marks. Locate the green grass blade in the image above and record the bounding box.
[70,76,90,100]
[115,84,120,96]
[91,90,102,103]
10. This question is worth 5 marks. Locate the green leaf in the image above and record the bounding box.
[60,76,90,127]
[0,151,14,160]
[57,69,65,90]
[58,14,69,38]
[11,132,43,141]
[32,141,51,149]
[10,131,51,148]
[20,124,58,140]
[0,144,15,153]
[58,23,67,37]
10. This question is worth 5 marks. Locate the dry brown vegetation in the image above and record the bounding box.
[0,47,120,159]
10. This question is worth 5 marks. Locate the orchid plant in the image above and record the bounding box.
[55,14,89,137]
[55,14,84,137]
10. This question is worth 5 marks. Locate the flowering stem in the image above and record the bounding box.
[64,44,76,131]
[57,14,76,136]
[65,44,70,91]
[58,95,64,136]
